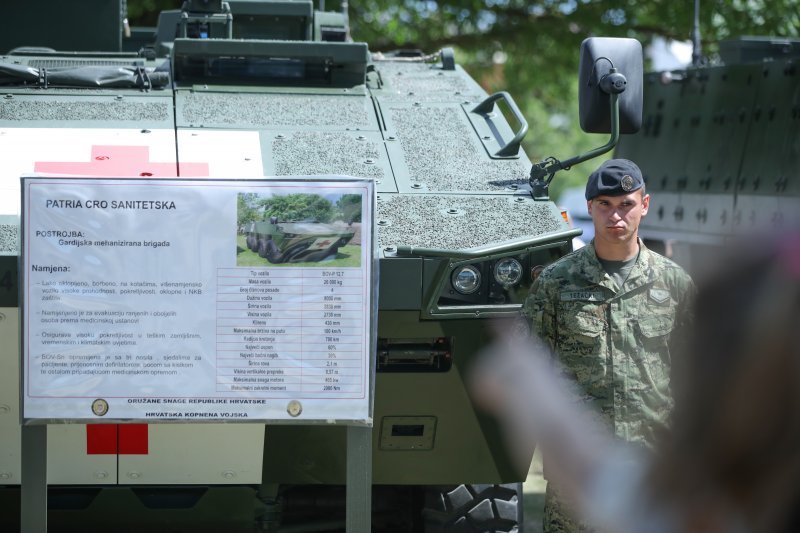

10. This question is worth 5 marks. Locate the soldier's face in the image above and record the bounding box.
[587,190,649,245]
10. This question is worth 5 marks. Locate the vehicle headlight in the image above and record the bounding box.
[493,258,523,286]
[452,265,481,294]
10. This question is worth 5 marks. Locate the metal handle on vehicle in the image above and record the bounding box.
[471,91,529,157]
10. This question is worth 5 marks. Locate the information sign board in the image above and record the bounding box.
[21,177,375,423]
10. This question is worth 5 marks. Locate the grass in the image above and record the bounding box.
[236,235,362,268]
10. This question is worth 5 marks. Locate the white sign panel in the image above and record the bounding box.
[22,177,375,423]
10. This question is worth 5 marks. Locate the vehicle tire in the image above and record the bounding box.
[257,238,269,258]
[246,234,257,251]
[264,239,282,264]
[421,483,522,532]
[258,238,283,264]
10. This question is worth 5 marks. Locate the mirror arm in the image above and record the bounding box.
[529,92,620,200]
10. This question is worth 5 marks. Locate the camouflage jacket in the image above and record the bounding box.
[523,240,694,447]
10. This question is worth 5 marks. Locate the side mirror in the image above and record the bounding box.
[529,37,643,200]
[579,37,643,134]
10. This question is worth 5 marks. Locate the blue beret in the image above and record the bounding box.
[585,158,644,200]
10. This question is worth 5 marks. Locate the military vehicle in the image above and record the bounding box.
[245,218,355,263]
[0,1,642,530]
[615,36,800,271]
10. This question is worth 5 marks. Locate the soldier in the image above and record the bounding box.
[523,158,694,532]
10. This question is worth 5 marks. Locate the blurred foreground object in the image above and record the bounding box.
[470,229,800,532]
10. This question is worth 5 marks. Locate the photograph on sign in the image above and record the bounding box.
[21,177,375,424]
[237,192,361,267]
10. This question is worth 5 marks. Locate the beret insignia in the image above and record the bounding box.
[621,174,634,191]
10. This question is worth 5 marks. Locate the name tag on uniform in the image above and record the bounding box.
[560,290,605,302]
[649,288,670,303]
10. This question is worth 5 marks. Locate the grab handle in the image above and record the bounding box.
[471,91,528,157]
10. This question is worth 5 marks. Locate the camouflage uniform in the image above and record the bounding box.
[523,239,694,532]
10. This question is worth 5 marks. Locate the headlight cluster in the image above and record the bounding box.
[436,242,571,310]
[450,257,524,295]
[434,243,572,313]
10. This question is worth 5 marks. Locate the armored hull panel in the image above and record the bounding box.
[615,37,800,269]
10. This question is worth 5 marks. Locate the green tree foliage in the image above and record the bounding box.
[335,194,362,223]
[127,0,181,26]
[259,194,334,223]
[237,192,261,227]
[127,0,798,200]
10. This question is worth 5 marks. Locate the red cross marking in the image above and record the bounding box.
[34,145,209,177]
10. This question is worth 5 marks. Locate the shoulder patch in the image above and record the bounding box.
[649,288,670,303]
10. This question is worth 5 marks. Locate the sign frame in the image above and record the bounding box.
[20,175,378,426]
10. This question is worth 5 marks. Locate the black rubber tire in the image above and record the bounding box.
[246,234,256,251]
[257,238,269,258]
[264,239,282,263]
[421,483,522,533]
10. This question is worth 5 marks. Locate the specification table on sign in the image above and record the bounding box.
[21,176,375,423]
[216,268,366,397]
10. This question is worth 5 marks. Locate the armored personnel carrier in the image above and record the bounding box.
[245,218,355,264]
[615,37,800,270]
[0,1,641,530]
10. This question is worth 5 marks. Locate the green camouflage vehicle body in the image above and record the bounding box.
[0,1,639,531]
[245,219,355,263]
